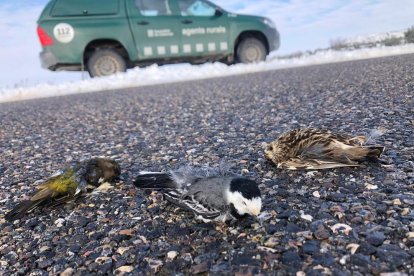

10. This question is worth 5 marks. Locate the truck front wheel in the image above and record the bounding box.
[87,49,126,78]
[236,38,267,63]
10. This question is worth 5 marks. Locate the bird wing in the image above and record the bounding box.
[75,179,88,195]
[189,178,228,217]
[170,165,237,188]
[28,169,65,201]
[164,189,223,219]
[301,136,382,164]
[30,184,54,201]
[279,158,361,170]
[45,193,79,208]
[164,177,228,219]
[73,162,92,194]
[291,128,364,147]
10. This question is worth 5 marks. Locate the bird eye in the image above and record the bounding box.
[267,145,273,151]
[242,201,247,206]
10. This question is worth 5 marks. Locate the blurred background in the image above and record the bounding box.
[0,0,413,89]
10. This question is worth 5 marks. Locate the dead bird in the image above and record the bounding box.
[264,128,384,170]
[5,158,120,221]
[133,165,262,222]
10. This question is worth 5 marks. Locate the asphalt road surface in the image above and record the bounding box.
[1,54,413,275]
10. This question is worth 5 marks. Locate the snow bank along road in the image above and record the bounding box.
[0,54,413,275]
[2,44,414,103]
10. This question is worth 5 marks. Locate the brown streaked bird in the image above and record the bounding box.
[264,128,384,170]
[5,158,121,221]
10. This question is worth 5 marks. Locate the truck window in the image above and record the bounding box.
[177,0,216,16]
[51,0,119,16]
[135,0,172,16]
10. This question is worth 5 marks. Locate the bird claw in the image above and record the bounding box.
[257,211,273,225]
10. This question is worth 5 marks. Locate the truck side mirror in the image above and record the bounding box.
[215,9,223,17]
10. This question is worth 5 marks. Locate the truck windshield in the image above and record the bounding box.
[177,0,216,16]
[135,0,172,16]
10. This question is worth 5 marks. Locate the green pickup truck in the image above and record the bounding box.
[37,0,280,77]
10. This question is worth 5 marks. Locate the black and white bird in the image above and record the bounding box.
[264,128,385,170]
[133,166,262,222]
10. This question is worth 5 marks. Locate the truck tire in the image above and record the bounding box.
[87,49,126,78]
[236,37,267,63]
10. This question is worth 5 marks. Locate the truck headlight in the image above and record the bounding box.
[263,18,276,29]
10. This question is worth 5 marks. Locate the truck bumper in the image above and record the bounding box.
[264,27,280,52]
[40,50,83,71]
[40,50,58,70]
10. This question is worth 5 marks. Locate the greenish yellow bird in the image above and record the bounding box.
[5,158,120,221]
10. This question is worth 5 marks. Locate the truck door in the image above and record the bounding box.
[175,0,230,57]
[127,0,181,60]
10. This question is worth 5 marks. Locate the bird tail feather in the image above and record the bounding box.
[343,146,384,161]
[361,146,384,161]
[133,172,177,189]
[5,199,44,221]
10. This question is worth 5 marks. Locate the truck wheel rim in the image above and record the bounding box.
[246,46,260,61]
[96,56,119,76]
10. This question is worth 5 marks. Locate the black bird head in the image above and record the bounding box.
[84,158,121,187]
[227,177,262,217]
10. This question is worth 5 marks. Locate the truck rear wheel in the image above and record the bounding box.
[236,37,267,63]
[87,49,126,78]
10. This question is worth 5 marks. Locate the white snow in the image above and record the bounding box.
[1,44,414,104]
[343,30,405,45]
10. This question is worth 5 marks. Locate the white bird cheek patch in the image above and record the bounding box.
[226,190,248,214]
[247,197,262,215]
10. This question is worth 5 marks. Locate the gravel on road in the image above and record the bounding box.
[1,54,413,275]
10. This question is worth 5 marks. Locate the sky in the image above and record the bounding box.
[0,0,413,89]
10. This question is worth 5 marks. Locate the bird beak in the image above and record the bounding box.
[250,208,261,217]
